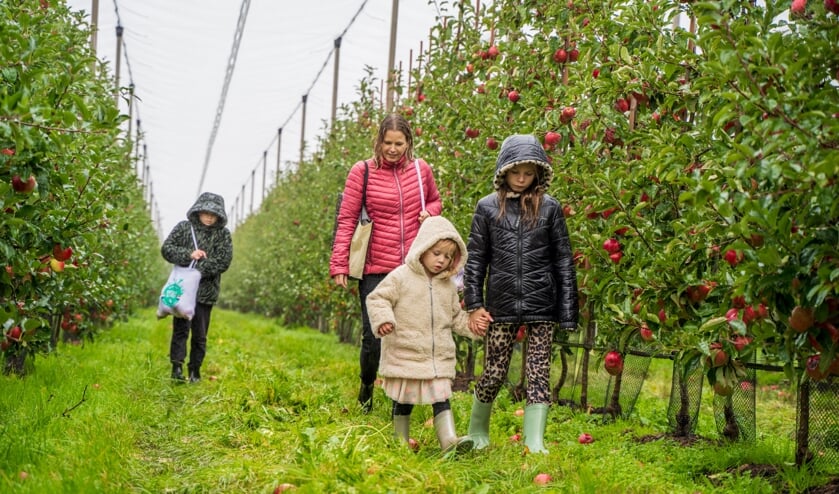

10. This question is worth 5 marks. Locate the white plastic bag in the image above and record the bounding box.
[157,263,201,320]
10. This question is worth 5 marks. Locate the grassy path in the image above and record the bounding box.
[0,309,830,493]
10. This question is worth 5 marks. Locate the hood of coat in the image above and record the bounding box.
[492,134,554,191]
[405,216,467,279]
[187,192,228,228]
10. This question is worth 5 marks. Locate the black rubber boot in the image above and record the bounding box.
[188,367,201,384]
[171,364,186,382]
[358,383,374,414]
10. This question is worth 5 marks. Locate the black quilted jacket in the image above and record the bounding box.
[463,137,579,328]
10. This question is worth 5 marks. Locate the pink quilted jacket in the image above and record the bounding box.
[330,157,442,278]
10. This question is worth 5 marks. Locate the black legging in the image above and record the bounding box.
[392,399,451,417]
[358,273,387,385]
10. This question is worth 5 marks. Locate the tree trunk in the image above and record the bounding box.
[721,399,740,441]
[675,375,691,437]
[580,300,595,409]
[3,347,28,376]
[795,379,812,466]
[551,346,569,403]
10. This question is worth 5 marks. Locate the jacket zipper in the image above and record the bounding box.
[394,167,406,262]
[516,213,522,318]
[429,279,437,377]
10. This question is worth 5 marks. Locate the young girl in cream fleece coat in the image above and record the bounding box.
[366,216,483,453]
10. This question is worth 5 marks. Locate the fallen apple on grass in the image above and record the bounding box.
[578,433,594,444]
[533,473,552,485]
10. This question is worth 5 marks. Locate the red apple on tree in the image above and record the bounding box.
[552,48,568,64]
[639,324,654,342]
[789,306,814,333]
[507,90,520,103]
[544,131,561,147]
[11,175,36,193]
[560,106,576,123]
[53,244,73,262]
[602,238,621,253]
[465,127,480,138]
[515,325,526,343]
[615,98,630,113]
[486,137,498,150]
[723,249,740,267]
[487,45,500,58]
[707,342,729,367]
[604,351,624,375]
[7,326,22,341]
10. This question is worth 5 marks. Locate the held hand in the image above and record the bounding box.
[190,249,207,260]
[418,210,430,223]
[378,323,394,336]
[469,308,492,337]
[333,274,348,289]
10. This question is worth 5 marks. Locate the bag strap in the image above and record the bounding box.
[359,160,371,223]
[189,225,199,269]
[413,159,425,211]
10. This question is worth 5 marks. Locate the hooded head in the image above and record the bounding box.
[405,216,467,279]
[492,134,553,191]
[187,192,228,228]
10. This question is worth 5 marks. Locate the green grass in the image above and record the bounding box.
[0,309,835,493]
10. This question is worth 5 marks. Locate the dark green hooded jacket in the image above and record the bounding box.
[161,192,233,305]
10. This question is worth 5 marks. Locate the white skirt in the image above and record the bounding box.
[382,377,453,405]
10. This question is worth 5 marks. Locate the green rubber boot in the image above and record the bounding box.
[393,414,411,444]
[522,403,550,454]
[434,410,474,454]
[467,395,493,450]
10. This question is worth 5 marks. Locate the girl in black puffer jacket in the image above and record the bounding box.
[463,134,579,455]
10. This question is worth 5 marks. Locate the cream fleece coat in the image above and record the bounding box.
[366,216,477,380]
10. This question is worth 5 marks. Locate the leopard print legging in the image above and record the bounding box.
[474,321,554,405]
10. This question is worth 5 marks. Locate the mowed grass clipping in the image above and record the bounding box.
[0,308,833,493]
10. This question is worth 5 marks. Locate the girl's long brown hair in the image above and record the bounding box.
[496,171,546,229]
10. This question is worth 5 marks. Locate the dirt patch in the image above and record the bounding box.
[804,478,839,494]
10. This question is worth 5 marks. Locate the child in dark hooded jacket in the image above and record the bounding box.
[161,192,233,383]
[463,134,579,454]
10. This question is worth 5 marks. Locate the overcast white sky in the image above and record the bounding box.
[64,0,446,238]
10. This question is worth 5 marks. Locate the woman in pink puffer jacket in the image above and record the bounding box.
[330,113,442,414]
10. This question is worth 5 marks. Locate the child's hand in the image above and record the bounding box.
[378,323,394,336]
[468,308,492,337]
[190,249,207,260]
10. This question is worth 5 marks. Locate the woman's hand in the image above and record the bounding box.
[418,210,430,223]
[333,274,348,289]
[468,308,492,337]
[378,322,394,336]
